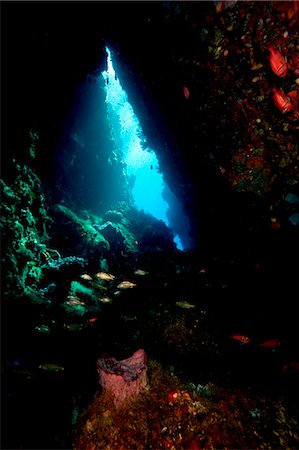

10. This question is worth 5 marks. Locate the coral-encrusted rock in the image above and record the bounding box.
[96,349,148,409]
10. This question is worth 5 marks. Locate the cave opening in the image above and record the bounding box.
[101,47,193,251]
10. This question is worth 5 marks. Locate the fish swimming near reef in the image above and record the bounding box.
[176,300,196,309]
[99,296,113,304]
[183,85,190,99]
[134,269,148,276]
[65,296,85,306]
[87,316,99,324]
[260,339,282,350]
[229,334,251,344]
[267,46,288,77]
[39,363,65,372]
[80,274,93,281]
[34,324,51,334]
[117,280,137,289]
[272,88,294,113]
[95,272,115,282]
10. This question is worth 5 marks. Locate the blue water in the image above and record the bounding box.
[101,47,192,251]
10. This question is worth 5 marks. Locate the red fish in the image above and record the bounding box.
[229,334,251,344]
[183,86,190,99]
[260,339,281,349]
[87,317,99,324]
[267,46,288,77]
[272,88,294,114]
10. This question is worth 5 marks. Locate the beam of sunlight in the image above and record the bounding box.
[101,47,192,250]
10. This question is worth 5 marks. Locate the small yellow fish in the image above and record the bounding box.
[134,269,148,276]
[39,363,65,372]
[65,297,85,306]
[117,280,137,289]
[80,274,93,281]
[176,300,196,309]
[67,295,81,302]
[95,271,115,281]
[99,296,113,304]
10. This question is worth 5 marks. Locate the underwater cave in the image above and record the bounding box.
[1,1,299,449]
[101,46,193,251]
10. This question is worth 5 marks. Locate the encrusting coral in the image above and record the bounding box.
[74,359,299,450]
